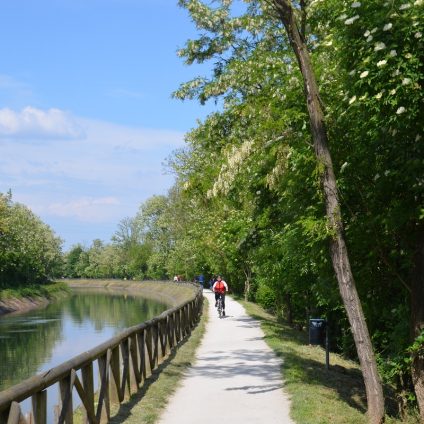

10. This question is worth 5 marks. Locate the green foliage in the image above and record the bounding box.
[255,281,276,312]
[0,281,69,301]
[0,192,63,288]
[165,0,424,417]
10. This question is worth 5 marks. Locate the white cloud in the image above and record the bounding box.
[0,107,186,229]
[0,106,84,139]
[78,117,184,150]
[44,197,121,223]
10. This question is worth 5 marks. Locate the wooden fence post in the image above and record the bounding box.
[129,334,140,392]
[109,347,121,404]
[58,374,73,424]
[31,390,47,424]
[81,363,95,424]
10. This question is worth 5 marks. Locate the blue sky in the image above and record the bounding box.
[0,0,217,250]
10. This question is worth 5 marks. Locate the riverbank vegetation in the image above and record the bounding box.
[0,191,63,288]
[0,281,69,301]
[0,281,69,316]
[66,279,200,308]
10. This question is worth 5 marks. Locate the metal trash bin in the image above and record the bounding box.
[309,318,326,345]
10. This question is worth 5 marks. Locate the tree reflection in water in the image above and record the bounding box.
[0,288,168,391]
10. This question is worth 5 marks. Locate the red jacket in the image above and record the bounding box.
[213,280,227,294]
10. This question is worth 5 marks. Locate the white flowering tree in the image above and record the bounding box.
[309,0,424,417]
[168,0,424,419]
[0,192,63,286]
[175,0,389,421]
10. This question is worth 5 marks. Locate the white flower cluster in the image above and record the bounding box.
[208,139,255,198]
[345,15,360,25]
[364,28,378,42]
[374,42,386,51]
[364,28,378,37]
[266,146,291,190]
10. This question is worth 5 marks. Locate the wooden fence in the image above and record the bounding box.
[0,284,203,424]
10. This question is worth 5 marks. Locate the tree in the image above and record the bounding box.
[309,0,423,417]
[270,0,385,421]
[0,192,63,286]
[65,245,85,277]
[176,0,385,420]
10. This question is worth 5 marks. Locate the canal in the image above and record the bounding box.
[0,287,169,392]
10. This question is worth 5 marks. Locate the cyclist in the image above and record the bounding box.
[212,275,228,316]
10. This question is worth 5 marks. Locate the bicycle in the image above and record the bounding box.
[216,296,224,318]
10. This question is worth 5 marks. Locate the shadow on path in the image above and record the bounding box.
[108,338,190,423]
[248,311,368,415]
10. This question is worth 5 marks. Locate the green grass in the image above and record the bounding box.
[106,298,209,424]
[238,300,420,424]
[0,281,70,300]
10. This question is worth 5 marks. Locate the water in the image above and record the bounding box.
[0,287,169,393]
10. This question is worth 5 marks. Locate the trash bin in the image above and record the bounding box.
[309,318,326,345]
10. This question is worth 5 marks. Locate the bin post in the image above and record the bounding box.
[309,318,326,345]
[309,318,330,370]
[325,320,330,370]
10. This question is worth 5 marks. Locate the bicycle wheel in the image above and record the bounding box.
[217,299,223,318]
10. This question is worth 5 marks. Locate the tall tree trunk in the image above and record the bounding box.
[285,293,293,325]
[411,232,424,420]
[272,1,385,422]
[244,267,252,301]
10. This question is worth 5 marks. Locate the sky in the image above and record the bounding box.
[0,0,217,250]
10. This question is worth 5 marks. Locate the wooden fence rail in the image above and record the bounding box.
[0,284,203,424]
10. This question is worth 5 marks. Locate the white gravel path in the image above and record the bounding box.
[158,290,294,424]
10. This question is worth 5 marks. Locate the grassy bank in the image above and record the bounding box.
[0,281,69,300]
[239,300,420,424]
[65,279,198,308]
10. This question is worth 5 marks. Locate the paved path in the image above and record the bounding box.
[158,290,294,424]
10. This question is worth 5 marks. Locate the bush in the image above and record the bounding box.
[255,282,276,312]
